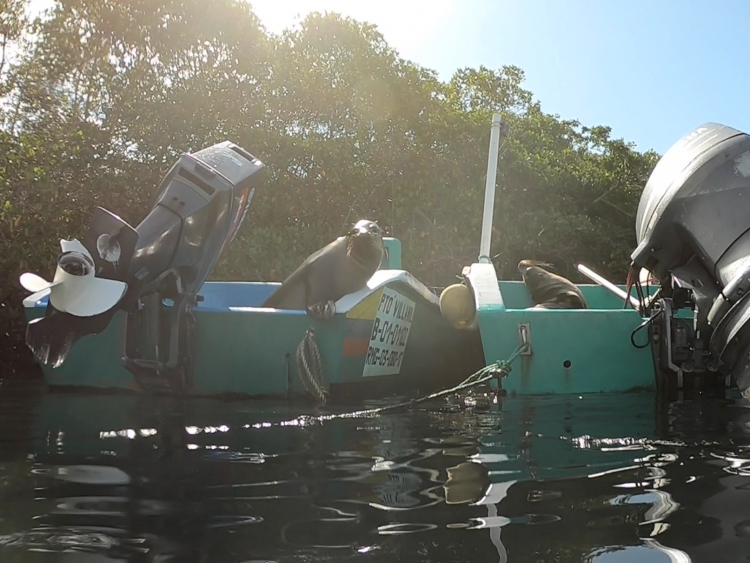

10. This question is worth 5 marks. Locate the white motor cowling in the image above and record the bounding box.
[631,122,750,397]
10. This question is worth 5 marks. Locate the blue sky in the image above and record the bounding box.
[24,0,749,155]
[250,0,750,155]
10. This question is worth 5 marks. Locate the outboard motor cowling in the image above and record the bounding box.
[22,141,265,394]
[630,123,750,397]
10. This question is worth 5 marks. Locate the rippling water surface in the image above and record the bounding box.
[2,385,750,562]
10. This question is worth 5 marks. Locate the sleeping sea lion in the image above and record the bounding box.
[262,219,385,321]
[518,259,587,309]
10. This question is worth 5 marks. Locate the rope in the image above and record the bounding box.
[253,341,530,429]
[295,328,329,404]
[334,342,529,418]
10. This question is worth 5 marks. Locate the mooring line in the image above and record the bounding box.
[295,328,328,405]
[247,342,530,429]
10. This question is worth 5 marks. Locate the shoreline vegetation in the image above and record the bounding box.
[0,0,660,379]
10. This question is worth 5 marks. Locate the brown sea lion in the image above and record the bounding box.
[518,260,587,309]
[262,219,385,321]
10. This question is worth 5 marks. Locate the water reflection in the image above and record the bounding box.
[1,388,750,561]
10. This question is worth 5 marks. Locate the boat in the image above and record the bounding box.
[20,141,485,402]
[440,118,750,398]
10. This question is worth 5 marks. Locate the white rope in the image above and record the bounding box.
[295,328,328,404]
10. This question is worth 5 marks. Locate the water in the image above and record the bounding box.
[1,387,750,562]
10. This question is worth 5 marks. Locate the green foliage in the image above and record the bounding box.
[0,0,660,375]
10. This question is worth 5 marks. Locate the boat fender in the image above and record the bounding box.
[444,461,491,505]
[439,283,477,329]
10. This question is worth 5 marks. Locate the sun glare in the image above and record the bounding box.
[247,0,459,61]
[23,0,459,68]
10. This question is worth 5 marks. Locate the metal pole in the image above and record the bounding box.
[479,113,503,263]
[577,264,641,309]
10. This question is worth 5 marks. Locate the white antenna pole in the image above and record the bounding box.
[577,264,641,309]
[479,113,503,263]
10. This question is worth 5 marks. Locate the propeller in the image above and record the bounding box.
[20,239,128,317]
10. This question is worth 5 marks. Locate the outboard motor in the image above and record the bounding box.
[22,141,265,394]
[631,122,750,397]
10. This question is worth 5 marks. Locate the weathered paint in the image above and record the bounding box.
[477,305,656,395]
[464,263,663,395]
[380,238,402,270]
[23,270,482,401]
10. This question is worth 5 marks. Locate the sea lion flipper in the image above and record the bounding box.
[306,300,336,321]
[301,272,336,320]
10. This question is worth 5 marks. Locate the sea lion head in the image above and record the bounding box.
[518,259,554,277]
[348,219,382,239]
[518,260,556,293]
[346,219,385,270]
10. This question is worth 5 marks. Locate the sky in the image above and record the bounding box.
[22,0,750,155]
[247,0,750,155]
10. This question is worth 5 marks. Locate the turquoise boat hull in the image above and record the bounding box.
[23,268,485,401]
[462,263,674,396]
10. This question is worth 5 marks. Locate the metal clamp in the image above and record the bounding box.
[518,323,532,355]
[661,299,684,389]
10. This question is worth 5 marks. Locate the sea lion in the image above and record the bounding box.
[518,259,587,309]
[262,219,385,321]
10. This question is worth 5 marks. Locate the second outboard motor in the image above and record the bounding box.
[22,141,265,394]
[631,122,750,397]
